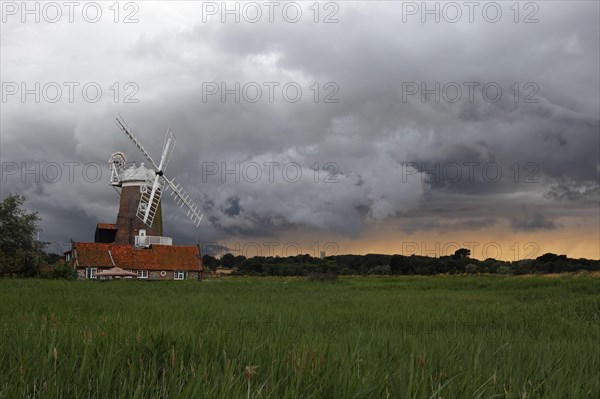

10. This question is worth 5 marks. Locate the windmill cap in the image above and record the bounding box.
[121,162,155,185]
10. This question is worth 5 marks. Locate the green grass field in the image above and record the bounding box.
[1,276,599,398]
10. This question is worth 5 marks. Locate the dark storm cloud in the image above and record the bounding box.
[1,1,598,247]
[223,196,241,217]
[545,180,600,204]
[511,212,557,232]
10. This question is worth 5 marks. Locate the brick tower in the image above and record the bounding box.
[113,163,163,244]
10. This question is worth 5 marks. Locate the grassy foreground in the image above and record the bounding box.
[1,276,599,398]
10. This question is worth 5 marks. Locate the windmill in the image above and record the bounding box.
[112,115,203,231]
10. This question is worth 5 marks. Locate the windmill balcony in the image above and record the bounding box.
[135,235,172,246]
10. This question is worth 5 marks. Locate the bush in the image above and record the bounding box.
[367,265,391,275]
[52,262,73,279]
[496,266,513,275]
[465,264,478,274]
[40,262,72,279]
[513,260,534,275]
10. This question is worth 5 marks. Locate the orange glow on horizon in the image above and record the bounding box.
[212,222,600,261]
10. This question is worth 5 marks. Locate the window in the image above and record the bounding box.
[137,270,148,279]
[65,253,71,261]
[87,267,97,280]
[174,271,185,280]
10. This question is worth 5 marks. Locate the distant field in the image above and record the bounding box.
[1,276,599,398]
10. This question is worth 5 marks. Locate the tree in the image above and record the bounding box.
[234,255,247,268]
[535,253,567,263]
[389,255,412,275]
[221,253,235,269]
[44,252,63,265]
[0,194,44,277]
[452,248,471,260]
[202,254,218,272]
[239,259,263,274]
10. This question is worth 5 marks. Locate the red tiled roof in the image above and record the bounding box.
[72,242,201,271]
[96,223,118,230]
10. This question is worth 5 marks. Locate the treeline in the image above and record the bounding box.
[203,250,600,277]
[3,194,599,279]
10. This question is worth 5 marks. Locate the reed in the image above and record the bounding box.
[1,276,598,398]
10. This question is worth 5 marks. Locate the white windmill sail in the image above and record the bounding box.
[137,174,164,226]
[167,178,204,227]
[115,115,203,228]
[137,129,175,225]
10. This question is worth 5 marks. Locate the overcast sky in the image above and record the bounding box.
[1,1,598,259]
